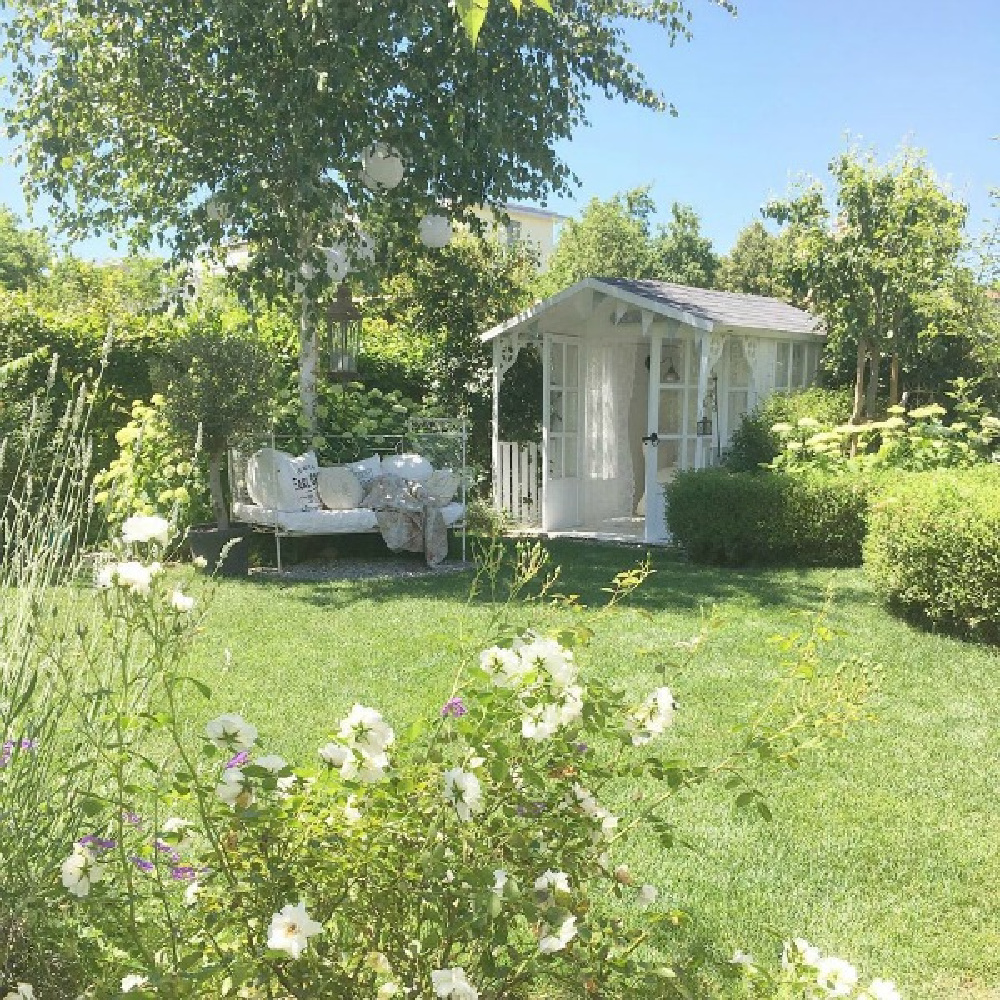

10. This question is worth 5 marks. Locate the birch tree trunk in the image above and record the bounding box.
[298,291,319,435]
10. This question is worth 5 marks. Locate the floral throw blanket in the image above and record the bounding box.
[361,474,449,567]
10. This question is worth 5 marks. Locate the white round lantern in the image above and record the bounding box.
[418,213,452,249]
[360,143,405,191]
[322,232,375,281]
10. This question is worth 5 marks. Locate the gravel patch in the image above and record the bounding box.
[249,557,474,583]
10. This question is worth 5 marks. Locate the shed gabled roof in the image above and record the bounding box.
[480,277,821,342]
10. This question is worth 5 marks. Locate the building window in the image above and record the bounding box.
[774,341,819,391]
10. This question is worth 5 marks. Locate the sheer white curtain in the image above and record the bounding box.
[582,338,638,525]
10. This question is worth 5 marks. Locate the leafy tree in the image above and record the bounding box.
[2,0,733,429]
[766,147,969,422]
[375,232,537,469]
[0,206,49,290]
[539,189,719,294]
[716,220,792,298]
[651,201,719,288]
[34,255,169,315]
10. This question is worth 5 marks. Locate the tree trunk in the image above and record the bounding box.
[865,344,881,419]
[849,337,869,458]
[889,353,901,406]
[298,292,318,434]
[209,447,229,530]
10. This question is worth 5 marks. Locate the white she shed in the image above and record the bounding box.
[483,278,822,543]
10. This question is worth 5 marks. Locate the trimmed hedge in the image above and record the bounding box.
[666,467,872,567]
[864,468,1000,643]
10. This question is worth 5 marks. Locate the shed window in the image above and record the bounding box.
[774,341,819,391]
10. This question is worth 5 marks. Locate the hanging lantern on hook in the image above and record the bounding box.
[325,282,362,380]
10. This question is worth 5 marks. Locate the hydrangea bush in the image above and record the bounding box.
[27,520,894,1000]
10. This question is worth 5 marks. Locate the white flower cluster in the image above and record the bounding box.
[533,870,577,953]
[267,901,323,959]
[480,636,584,740]
[206,713,258,752]
[96,560,164,595]
[319,704,395,783]
[629,686,677,746]
[442,767,484,822]
[4,983,33,999]
[121,514,171,546]
[61,845,106,898]
[774,939,902,1000]
[431,966,478,1000]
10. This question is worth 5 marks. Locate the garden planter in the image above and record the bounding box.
[187,524,250,578]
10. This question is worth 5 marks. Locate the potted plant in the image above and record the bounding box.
[154,311,282,576]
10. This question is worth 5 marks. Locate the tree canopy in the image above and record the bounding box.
[538,187,718,295]
[0,207,50,290]
[766,147,969,419]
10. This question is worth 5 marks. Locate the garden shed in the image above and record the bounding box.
[483,277,822,542]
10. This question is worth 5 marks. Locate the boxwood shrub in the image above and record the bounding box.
[864,467,1000,642]
[665,467,872,566]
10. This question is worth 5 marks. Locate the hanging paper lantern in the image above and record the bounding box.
[360,143,405,191]
[322,231,375,281]
[418,213,452,249]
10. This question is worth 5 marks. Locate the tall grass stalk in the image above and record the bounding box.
[0,355,105,990]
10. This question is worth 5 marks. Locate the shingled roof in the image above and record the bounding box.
[481,277,821,341]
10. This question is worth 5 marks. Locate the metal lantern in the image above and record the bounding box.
[418,212,452,249]
[360,143,405,191]
[325,282,362,379]
[696,416,713,436]
[662,348,680,383]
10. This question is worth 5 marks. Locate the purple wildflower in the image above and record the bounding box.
[170,865,197,881]
[78,835,117,853]
[574,742,589,754]
[226,750,250,768]
[155,839,182,863]
[441,697,467,719]
[131,855,155,873]
[123,810,143,828]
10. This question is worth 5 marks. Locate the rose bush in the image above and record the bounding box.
[31,519,890,1000]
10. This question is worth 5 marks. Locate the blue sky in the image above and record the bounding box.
[1,0,997,260]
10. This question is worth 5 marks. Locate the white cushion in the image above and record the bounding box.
[347,454,381,484]
[247,449,321,512]
[425,468,460,505]
[317,466,363,510]
[381,452,433,483]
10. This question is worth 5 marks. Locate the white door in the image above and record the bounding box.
[542,335,581,530]
[643,335,698,542]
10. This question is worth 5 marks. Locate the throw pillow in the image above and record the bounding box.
[317,466,363,510]
[247,449,321,511]
[425,468,460,506]
[381,452,433,483]
[347,454,381,484]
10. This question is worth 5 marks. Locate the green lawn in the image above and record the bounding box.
[183,539,1000,999]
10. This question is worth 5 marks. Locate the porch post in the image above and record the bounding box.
[643,332,664,543]
[491,338,501,512]
[541,331,550,532]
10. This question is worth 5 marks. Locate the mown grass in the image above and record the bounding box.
[181,539,1000,999]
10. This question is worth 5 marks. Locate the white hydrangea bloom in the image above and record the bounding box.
[630,687,677,746]
[205,713,258,751]
[121,514,170,546]
[442,768,484,822]
[377,984,399,999]
[121,974,149,992]
[431,967,479,1000]
[61,846,105,897]
[538,914,577,954]
[266,901,323,959]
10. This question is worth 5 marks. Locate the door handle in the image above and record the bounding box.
[642,432,659,446]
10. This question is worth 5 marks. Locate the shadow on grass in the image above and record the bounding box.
[237,535,874,619]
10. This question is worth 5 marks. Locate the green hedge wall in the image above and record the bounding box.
[864,468,1000,643]
[665,467,873,567]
